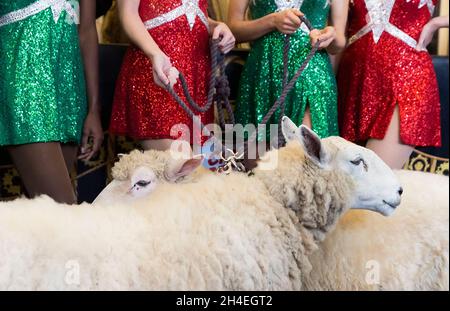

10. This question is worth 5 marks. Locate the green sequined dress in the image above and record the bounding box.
[235,0,338,139]
[0,0,87,146]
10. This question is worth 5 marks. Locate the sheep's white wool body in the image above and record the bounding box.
[303,170,449,291]
[1,129,398,291]
[1,120,441,291]
[0,171,305,290]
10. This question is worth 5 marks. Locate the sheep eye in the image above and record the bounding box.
[350,158,368,171]
[136,180,152,187]
[350,158,363,166]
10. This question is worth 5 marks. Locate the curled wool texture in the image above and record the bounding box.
[0,142,354,290]
[111,149,210,183]
[111,149,170,181]
[303,170,449,291]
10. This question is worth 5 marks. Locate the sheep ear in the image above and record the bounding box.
[299,125,329,167]
[281,116,301,142]
[165,156,204,183]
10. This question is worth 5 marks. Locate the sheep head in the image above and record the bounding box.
[126,155,204,197]
[111,149,205,184]
[282,116,403,216]
[253,117,403,241]
[92,165,159,204]
[94,150,205,204]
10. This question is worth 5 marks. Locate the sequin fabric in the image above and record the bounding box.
[109,0,212,144]
[0,0,79,27]
[235,0,338,140]
[347,0,419,48]
[338,0,441,147]
[143,0,209,31]
[0,0,87,146]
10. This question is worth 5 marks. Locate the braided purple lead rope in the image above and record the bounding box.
[277,15,315,148]
[165,38,232,130]
[215,51,235,129]
[278,34,291,148]
[243,38,320,156]
[165,83,225,154]
[172,39,220,113]
[166,15,319,172]
[218,54,235,126]
[164,40,230,153]
[244,15,318,154]
[164,85,210,134]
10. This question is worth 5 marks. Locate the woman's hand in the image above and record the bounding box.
[416,16,449,51]
[211,22,236,54]
[150,51,178,88]
[79,111,104,161]
[79,0,102,161]
[416,19,439,51]
[310,26,336,49]
[118,0,178,86]
[273,8,304,34]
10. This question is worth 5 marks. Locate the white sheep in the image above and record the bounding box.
[302,169,449,291]
[99,121,450,291]
[0,119,403,290]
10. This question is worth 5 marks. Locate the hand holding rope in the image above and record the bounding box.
[165,15,320,173]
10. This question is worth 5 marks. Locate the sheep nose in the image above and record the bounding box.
[398,187,403,196]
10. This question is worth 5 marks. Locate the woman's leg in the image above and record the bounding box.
[366,106,415,169]
[302,106,312,129]
[61,143,79,173]
[7,142,77,204]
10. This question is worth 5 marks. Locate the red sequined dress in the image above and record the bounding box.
[110,0,212,143]
[338,0,441,147]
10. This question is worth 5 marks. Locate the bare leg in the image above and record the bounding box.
[140,139,176,151]
[7,142,77,204]
[61,143,79,174]
[302,106,312,129]
[366,106,414,169]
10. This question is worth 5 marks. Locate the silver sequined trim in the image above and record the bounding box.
[348,0,419,49]
[275,0,305,11]
[417,0,436,16]
[144,0,209,31]
[0,0,79,28]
